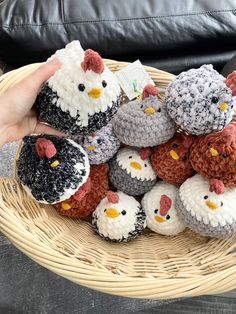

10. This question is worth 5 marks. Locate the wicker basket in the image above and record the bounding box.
[0,61,236,300]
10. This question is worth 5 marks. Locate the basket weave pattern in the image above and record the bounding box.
[0,61,236,299]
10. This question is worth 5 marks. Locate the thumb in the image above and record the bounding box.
[22,58,61,92]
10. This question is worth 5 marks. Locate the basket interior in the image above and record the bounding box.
[1,61,236,299]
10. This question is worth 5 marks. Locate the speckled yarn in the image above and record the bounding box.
[92,191,146,242]
[190,122,236,187]
[151,133,195,185]
[17,134,90,204]
[142,182,185,235]
[165,64,236,135]
[109,148,156,196]
[113,95,176,147]
[34,41,121,135]
[176,174,236,238]
[55,164,109,218]
[76,122,120,164]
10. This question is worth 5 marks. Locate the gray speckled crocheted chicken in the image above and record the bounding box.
[165,64,236,135]
[112,85,176,147]
[76,122,120,164]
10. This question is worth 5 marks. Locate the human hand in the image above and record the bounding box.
[0,58,62,147]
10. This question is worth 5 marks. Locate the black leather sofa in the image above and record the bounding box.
[1,1,236,313]
[1,0,236,74]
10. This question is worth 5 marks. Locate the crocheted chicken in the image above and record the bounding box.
[17,135,90,204]
[190,122,236,187]
[109,147,156,196]
[165,65,236,135]
[176,174,236,238]
[92,191,146,242]
[112,84,176,147]
[142,182,185,235]
[35,41,121,135]
[151,133,195,185]
[55,164,109,218]
[76,122,120,164]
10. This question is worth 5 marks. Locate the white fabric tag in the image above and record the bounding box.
[115,60,155,100]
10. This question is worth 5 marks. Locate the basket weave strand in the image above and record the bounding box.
[0,61,236,299]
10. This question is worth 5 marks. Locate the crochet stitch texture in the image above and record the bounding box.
[165,64,236,135]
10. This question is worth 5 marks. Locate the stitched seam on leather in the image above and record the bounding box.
[60,0,65,23]
[1,9,236,28]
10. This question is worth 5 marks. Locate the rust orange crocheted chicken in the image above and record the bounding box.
[190,122,236,187]
[55,163,109,218]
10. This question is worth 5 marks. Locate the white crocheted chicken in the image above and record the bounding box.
[142,181,185,235]
[35,41,121,135]
[92,191,146,242]
[176,174,236,238]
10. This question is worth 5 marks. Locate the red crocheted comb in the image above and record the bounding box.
[221,122,236,144]
[142,84,158,100]
[90,132,97,137]
[107,191,119,203]
[209,178,225,195]
[73,178,92,201]
[182,135,195,149]
[139,147,151,160]
[159,195,172,216]
[36,138,57,158]
[81,49,104,74]
[225,71,236,96]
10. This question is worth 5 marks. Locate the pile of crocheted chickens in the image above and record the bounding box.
[17,40,236,242]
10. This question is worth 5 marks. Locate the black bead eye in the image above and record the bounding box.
[129,156,132,159]
[220,202,223,207]
[97,139,101,144]
[222,153,230,158]
[154,209,158,214]
[104,209,107,212]
[182,155,187,161]
[102,80,107,88]
[204,195,208,199]
[140,105,143,109]
[144,163,147,167]
[166,215,170,220]
[157,108,161,113]
[231,105,234,109]
[121,210,126,215]
[172,143,178,148]
[211,96,219,104]
[78,84,85,92]
[208,142,212,147]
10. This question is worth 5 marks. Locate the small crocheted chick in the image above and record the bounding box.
[92,191,146,242]
[76,122,120,164]
[176,174,236,238]
[165,64,236,135]
[151,133,195,185]
[35,41,121,135]
[17,135,90,204]
[142,182,185,235]
[112,84,176,147]
[55,164,109,218]
[109,147,156,196]
[190,122,236,187]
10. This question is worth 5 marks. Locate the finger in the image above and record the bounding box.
[34,123,66,137]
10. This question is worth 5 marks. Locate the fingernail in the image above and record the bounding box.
[47,58,61,66]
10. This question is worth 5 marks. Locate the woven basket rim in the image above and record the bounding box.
[0,61,236,300]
